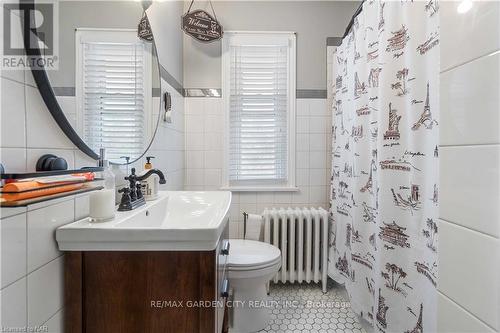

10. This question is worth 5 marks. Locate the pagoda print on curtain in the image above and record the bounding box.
[328,1,439,332]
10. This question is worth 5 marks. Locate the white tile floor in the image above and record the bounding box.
[258,279,367,333]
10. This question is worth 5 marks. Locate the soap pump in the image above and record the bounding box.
[139,156,159,200]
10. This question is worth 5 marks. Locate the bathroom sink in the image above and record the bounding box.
[56,191,231,251]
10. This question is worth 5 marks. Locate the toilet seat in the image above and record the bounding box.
[227,239,281,270]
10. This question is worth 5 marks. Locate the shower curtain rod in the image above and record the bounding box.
[342,0,365,39]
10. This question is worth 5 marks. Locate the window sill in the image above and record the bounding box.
[219,186,299,192]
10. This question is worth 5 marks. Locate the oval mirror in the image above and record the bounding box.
[29,0,161,164]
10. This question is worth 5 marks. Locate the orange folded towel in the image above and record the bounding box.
[0,183,84,202]
[2,180,80,193]
[3,172,95,185]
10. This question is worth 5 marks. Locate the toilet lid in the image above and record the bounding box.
[227,239,281,268]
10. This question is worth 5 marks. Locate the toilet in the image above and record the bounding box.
[227,239,281,333]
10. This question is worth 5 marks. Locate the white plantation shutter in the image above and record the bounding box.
[76,29,151,163]
[226,33,295,185]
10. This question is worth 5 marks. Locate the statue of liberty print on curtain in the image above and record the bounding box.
[328,1,439,332]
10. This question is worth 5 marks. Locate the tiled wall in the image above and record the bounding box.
[184,97,331,238]
[0,196,87,332]
[437,2,500,332]
[0,9,185,331]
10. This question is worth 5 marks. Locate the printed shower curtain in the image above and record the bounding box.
[328,1,439,332]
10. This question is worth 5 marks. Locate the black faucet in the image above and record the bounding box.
[118,168,166,211]
[135,169,166,184]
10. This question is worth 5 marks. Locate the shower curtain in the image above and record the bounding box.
[328,1,439,332]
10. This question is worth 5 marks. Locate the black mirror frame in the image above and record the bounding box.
[23,0,161,165]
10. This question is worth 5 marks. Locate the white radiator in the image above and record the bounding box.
[262,207,329,293]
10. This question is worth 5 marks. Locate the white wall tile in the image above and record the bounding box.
[229,202,241,222]
[185,114,204,133]
[204,150,222,169]
[309,116,326,134]
[296,151,310,169]
[274,192,292,205]
[74,194,90,221]
[0,147,27,173]
[309,169,325,186]
[438,220,500,330]
[184,185,204,191]
[239,192,257,204]
[0,206,26,220]
[296,116,309,134]
[27,256,64,326]
[1,68,26,86]
[256,203,269,214]
[296,99,309,116]
[43,309,63,333]
[256,192,274,204]
[184,98,205,115]
[441,53,500,145]
[310,186,327,206]
[185,169,204,186]
[24,69,36,88]
[235,220,245,239]
[0,277,27,329]
[204,132,223,151]
[441,1,500,71]
[229,220,239,239]
[205,115,222,133]
[439,145,500,237]
[186,150,204,169]
[437,292,495,333]
[205,98,223,115]
[309,99,327,116]
[1,78,26,148]
[1,213,26,288]
[0,12,25,83]
[309,151,327,169]
[204,168,221,188]
[186,132,204,151]
[296,133,310,152]
[27,200,74,272]
[310,133,326,151]
[296,169,310,186]
[25,86,74,149]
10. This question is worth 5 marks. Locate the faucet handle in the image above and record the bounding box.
[118,187,133,211]
[118,187,130,195]
[118,187,131,203]
[136,183,143,200]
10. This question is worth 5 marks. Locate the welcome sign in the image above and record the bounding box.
[182,9,223,43]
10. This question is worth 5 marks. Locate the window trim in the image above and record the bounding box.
[75,28,153,162]
[221,31,297,192]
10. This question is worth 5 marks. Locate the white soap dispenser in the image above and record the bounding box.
[139,156,159,201]
[89,148,116,222]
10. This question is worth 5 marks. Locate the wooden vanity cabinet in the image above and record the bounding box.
[65,223,229,333]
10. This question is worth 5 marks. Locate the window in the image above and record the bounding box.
[222,32,296,191]
[75,29,152,163]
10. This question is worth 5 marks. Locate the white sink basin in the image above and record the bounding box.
[56,191,231,251]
